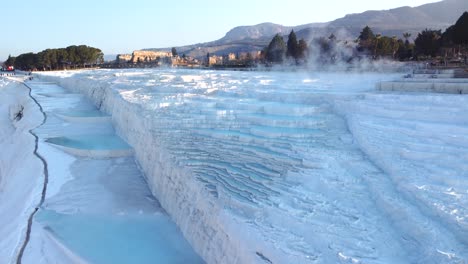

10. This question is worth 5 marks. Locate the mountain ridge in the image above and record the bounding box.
[143,0,467,58]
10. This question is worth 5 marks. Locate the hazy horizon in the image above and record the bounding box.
[1,0,441,59]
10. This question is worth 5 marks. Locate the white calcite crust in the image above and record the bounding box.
[37,69,468,264]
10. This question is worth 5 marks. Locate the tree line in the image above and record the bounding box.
[414,11,468,59]
[262,11,468,65]
[3,45,104,71]
[263,30,308,64]
[358,11,468,61]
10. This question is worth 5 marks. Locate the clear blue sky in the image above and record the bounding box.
[1,0,440,60]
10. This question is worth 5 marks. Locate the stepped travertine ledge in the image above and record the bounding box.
[34,69,468,263]
[4,77,203,264]
[1,1,468,263]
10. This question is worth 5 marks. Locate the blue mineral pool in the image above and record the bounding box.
[36,210,204,264]
[59,110,110,118]
[46,135,131,150]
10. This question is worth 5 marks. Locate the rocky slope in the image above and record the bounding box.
[143,0,467,58]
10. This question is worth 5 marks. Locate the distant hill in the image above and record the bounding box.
[144,22,327,58]
[304,0,468,39]
[220,23,293,42]
[145,0,468,59]
[218,22,328,43]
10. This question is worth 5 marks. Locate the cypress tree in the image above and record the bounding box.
[415,29,442,57]
[358,26,376,52]
[297,39,308,59]
[359,26,375,41]
[453,12,468,45]
[287,30,299,58]
[266,34,287,63]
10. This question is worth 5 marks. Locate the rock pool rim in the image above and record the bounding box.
[16,80,49,264]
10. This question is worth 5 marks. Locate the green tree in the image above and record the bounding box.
[266,34,287,63]
[358,26,375,52]
[260,47,268,61]
[56,48,69,69]
[442,26,455,46]
[10,45,102,70]
[171,47,178,57]
[316,37,331,54]
[297,39,308,59]
[40,49,53,70]
[36,51,46,70]
[373,34,382,57]
[287,30,299,58]
[4,55,16,67]
[245,52,254,66]
[452,12,468,45]
[375,35,393,57]
[391,36,400,59]
[415,29,442,57]
[14,53,36,70]
[397,38,413,60]
[359,26,375,41]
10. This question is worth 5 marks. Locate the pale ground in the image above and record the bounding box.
[0,76,44,264]
[2,69,467,264]
[37,69,468,263]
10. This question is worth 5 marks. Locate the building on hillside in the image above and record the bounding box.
[131,50,172,63]
[227,53,236,61]
[170,56,200,67]
[116,54,132,63]
[207,55,224,66]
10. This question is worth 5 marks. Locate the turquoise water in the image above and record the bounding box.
[36,210,203,264]
[46,135,130,150]
[60,110,109,117]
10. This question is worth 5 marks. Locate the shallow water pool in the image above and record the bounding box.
[59,110,110,118]
[36,210,204,264]
[46,135,131,150]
